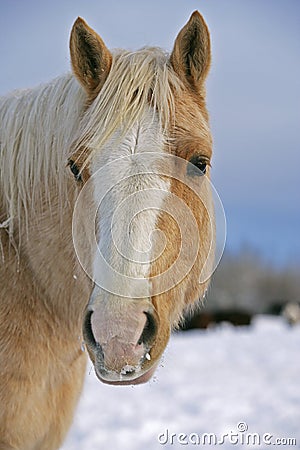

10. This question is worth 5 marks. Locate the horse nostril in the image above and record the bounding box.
[138,311,157,347]
[83,310,98,352]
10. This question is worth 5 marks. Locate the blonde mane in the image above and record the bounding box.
[72,47,183,162]
[0,74,85,238]
[0,47,182,238]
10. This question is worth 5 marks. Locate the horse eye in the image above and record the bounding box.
[187,156,208,176]
[68,160,82,182]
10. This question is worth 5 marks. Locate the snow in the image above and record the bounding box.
[62,317,300,449]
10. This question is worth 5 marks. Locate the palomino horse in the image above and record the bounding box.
[0,11,215,449]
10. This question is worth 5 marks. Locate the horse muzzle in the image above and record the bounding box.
[82,296,159,385]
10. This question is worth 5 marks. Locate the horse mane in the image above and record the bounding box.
[72,47,182,163]
[0,47,182,238]
[0,74,86,237]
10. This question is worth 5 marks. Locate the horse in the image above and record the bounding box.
[0,11,214,449]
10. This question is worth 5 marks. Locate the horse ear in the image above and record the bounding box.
[170,11,211,93]
[70,17,112,98]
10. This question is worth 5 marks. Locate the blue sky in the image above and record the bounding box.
[0,0,299,266]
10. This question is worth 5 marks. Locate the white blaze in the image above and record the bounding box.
[90,108,170,300]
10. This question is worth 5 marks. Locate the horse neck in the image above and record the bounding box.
[0,75,92,331]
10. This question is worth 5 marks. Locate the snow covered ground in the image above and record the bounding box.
[62,316,300,449]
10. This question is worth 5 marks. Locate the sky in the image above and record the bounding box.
[0,0,299,266]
